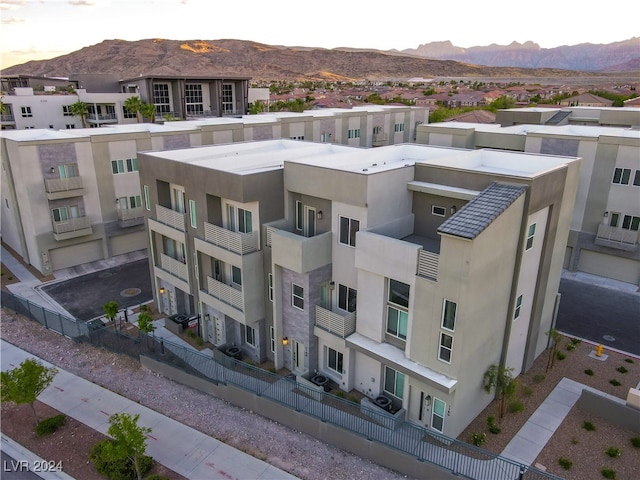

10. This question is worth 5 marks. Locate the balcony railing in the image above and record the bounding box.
[204,222,259,255]
[45,176,83,194]
[595,224,638,251]
[1,114,15,122]
[206,276,244,311]
[265,225,279,247]
[52,217,92,240]
[417,250,439,280]
[87,112,117,122]
[155,204,186,232]
[118,206,145,222]
[372,133,388,146]
[315,305,356,338]
[160,253,188,281]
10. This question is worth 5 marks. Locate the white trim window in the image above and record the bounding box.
[347,128,361,139]
[384,366,405,399]
[222,83,235,113]
[268,273,274,302]
[62,105,73,117]
[111,158,138,174]
[431,398,446,432]
[438,299,456,363]
[189,199,197,228]
[338,284,357,313]
[295,201,303,231]
[185,84,204,115]
[231,265,242,286]
[622,215,640,231]
[394,123,405,132]
[326,346,344,375]
[339,216,359,247]
[269,326,275,353]
[612,167,631,185]
[633,170,640,187]
[525,223,536,250]
[143,185,151,211]
[438,333,453,363]
[432,205,446,217]
[243,324,256,347]
[21,106,32,118]
[292,283,304,310]
[153,83,171,115]
[514,295,523,320]
[386,279,409,341]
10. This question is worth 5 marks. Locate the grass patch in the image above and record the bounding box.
[36,414,66,436]
[533,374,545,383]
[487,416,501,434]
[601,468,616,479]
[582,420,596,431]
[616,366,628,374]
[605,446,621,458]
[521,385,534,397]
[584,368,595,376]
[609,379,622,386]
[508,401,525,413]
[558,457,573,470]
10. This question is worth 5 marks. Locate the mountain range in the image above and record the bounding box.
[2,38,638,82]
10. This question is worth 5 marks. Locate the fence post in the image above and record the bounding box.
[41,304,48,329]
[59,313,65,337]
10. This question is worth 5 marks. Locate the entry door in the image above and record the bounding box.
[214,315,225,346]
[304,206,316,237]
[292,339,305,372]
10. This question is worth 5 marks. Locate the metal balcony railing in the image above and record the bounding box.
[52,216,91,234]
[45,176,83,193]
[204,222,259,255]
[206,276,244,311]
[155,204,186,232]
[315,305,356,338]
[160,253,188,281]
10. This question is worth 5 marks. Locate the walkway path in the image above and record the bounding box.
[1,339,297,480]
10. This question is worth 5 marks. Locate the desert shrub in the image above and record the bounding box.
[508,401,525,413]
[268,367,277,374]
[601,468,616,479]
[533,374,545,383]
[186,330,196,338]
[605,446,621,458]
[521,385,534,397]
[582,421,596,431]
[470,432,486,447]
[558,457,573,470]
[571,437,579,445]
[556,351,566,361]
[631,437,640,448]
[36,414,66,436]
[584,369,595,376]
[570,338,582,345]
[624,358,634,364]
[90,439,153,480]
[616,366,628,374]
[609,379,621,386]
[566,342,576,351]
[487,416,501,434]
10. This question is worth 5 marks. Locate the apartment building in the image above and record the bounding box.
[415,111,640,285]
[139,140,579,438]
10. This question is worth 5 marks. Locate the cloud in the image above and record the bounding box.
[1,15,24,23]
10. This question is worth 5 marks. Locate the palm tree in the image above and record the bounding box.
[69,100,89,128]
[140,102,156,123]
[124,96,143,123]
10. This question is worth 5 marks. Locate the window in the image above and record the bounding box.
[185,84,204,115]
[441,300,456,331]
[609,212,620,227]
[612,168,631,185]
[21,107,32,118]
[58,164,77,178]
[292,283,304,310]
[111,159,137,174]
[384,366,405,399]
[153,83,171,114]
[295,200,303,231]
[347,128,360,139]
[327,347,343,375]
[143,185,151,211]
[439,332,453,363]
[622,215,640,231]
[232,266,242,286]
[123,106,137,119]
[514,294,523,320]
[269,326,275,353]
[320,132,331,143]
[289,135,304,140]
[62,105,73,116]
[432,205,446,217]
[243,325,256,347]
[339,216,359,247]
[268,273,273,302]
[387,279,409,340]
[634,170,640,187]
[431,398,445,433]
[65,124,75,129]
[111,159,125,174]
[394,123,404,132]
[338,284,357,312]
[52,207,68,222]
[189,199,197,228]
[525,223,536,250]
[129,195,142,208]
[238,208,252,233]
[373,126,383,135]
[222,83,234,113]
[126,158,138,172]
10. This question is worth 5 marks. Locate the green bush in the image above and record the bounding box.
[584,369,595,376]
[558,457,573,470]
[470,432,486,447]
[609,379,621,386]
[631,437,640,448]
[582,421,596,431]
[605,446,621,458]
[36,414,66,436]
[616,366,628,374]
[556,351,566,361]
[487,416,501,434]
[624,358,634,364]
[90,439,153,480]
[508,401,525,413]
[566,342,576,351]
[601,468,616,479]
[570,338,582,345]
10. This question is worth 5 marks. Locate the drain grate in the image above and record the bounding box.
[120,288,141,298]
[603,335,616,342]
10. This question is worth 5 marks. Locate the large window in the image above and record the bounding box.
[441,300,456,331]
[295,201,303,231]
[327,347,343,375]
[386,279,409,340]
[292,283,304,310]
[153,83,171,114]
[185,84,204,115]
[21,107,32,118]
[111,158,138,174]
[269,326,275,353]
[62,105,73,117]
[394,123,404,132]
[634,170,640,187]
[384,366,405,399]
[525,223,536,250]
[222,83,234,113]
[347,128,360,139]
[622,215,640,231]
[58,164,77,178]
[439,332,453,363]
[232,266,242,286]
[612,167,631,185]
[338,284,357,312]
[52,207,68,222]
[339,216,359,247]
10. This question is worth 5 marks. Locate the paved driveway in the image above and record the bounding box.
[556,277,640,356]
[41,259,152,321]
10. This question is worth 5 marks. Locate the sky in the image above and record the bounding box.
[1,0,637,70]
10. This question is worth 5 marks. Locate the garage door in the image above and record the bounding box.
[50,240,103,271]
[577,249,639,284]
[110,231,147,257]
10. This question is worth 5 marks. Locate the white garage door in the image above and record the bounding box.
[577,249,639,284]
[110,231,147,257]
[50,240,103,271]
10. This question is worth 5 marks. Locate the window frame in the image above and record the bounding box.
[295,200,303,231]
[438,332,454,364]
[231,265,242,286]
[525,223,536,250]
[189,199,197,228]
[514,294,523,320]
[326,346,344,375]
[612,167,631,185]
[292,283,304,310]
[339,216,359,247]
[338,284,357,313]
[243,324,256,347]
[386,279,409,341]
[441,299,456,332]
[384,366,405,399]
[622,215,640,231]
[269,326,275,353]
[268,273,274,302]
[432,205,446,217]
[143,185,151,211]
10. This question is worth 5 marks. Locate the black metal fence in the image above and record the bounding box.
[1,290,563,480]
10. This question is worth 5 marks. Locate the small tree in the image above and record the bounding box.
[483,364,517,422]
[124,96,143,123]
[546,328,562,372]
[1,359,58,425]
[103,413,151,480]
[103,300,119,324]
[140,102,156,123]
[136,311,155,348]
[68,100,89,128]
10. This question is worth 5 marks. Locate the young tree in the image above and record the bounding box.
[103,300,119,325]
[140,102,156,123]
[69,100,89,128]
[483,364,517,422]
[124,96,143,123]
[136,310,155,348]
[103,413,152,480]
[1,358,58,425]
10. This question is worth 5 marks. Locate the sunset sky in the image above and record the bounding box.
[1,0,637,69]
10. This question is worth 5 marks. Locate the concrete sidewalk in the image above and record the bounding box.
[1,339,297,480]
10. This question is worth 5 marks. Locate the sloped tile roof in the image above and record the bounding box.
[437,182,527,240]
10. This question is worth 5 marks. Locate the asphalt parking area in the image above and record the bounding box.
[41,259,152,321]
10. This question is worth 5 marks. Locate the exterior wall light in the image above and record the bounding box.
[159,287,166,294]
[425,395,432,406]
[450,206,457,214]
[282,337,289,346]
[317,210,323,220]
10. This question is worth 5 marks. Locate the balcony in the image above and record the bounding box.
[52,216,92,241]
[206,276,244,312]
[118,206,145,228]
[1,113,15,123]
[314,305,356,338]
[155,204,186,232]
[160,253,188,281]
[87,111,117,124]
[44,176,84,200]
[267,222,332,274]
[204,222,259,255]
[595,224,638,251]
